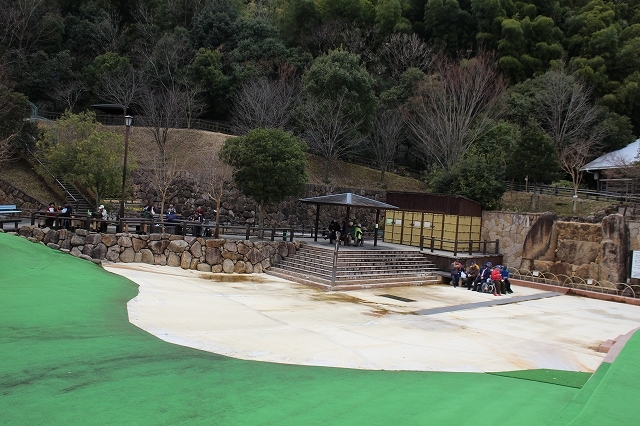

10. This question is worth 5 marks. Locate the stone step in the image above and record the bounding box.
[276,260,436,276]
[266,268,440,290]
[284,257,437,269]
[273,263,436,280]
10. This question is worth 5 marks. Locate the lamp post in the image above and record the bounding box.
[119,115,133,219]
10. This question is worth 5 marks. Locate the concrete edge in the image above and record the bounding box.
[603,327,640,363]
[511,278,640,306]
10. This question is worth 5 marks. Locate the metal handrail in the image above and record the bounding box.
[508,267,638,299]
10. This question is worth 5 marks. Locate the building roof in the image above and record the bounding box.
[299,193,398,210]
[581,139,640,172]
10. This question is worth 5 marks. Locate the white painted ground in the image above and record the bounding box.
[104,263,640,373]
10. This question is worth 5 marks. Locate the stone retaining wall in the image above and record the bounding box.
[481,211,543,268]
[0,179,46,212]
[16,225,298,273]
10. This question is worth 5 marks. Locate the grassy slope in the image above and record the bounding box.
[0,157,63,206]
[0,232,595,426]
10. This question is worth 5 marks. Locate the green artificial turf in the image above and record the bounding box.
[488,370,592,389]
[0,233,636,425]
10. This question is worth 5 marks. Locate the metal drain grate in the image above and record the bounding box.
[379,294,416,302]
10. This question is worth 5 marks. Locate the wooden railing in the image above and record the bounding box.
[420,236,500,256]
[504,181,640,203]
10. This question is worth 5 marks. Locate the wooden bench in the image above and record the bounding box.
[0,204,22,215]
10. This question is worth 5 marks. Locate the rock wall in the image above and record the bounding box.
[481,211,629,282]
[519,214,628,282]
[16,225,298,273]
[0,179,46,212]
[481,211,543,268]
[132,172,388,231]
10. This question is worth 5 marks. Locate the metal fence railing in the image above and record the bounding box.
[509,267,638,299]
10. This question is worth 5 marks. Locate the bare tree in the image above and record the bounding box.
[404,51,506,171]
[0,0,62,55]
[381,33,435,79]
[230,72,300,134]
[140,154,184,232]
[98,65,143,116]
[534,70,607,150]
[533,70,609,208]
[197,151,234,238]
[297,92,365,182]
[366,108,404,182]
[558,139,600,212]
[53,80,86,111]
[0,83,27,166]
[138,84,189,162]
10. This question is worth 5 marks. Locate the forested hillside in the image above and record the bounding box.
[1,0,639,208]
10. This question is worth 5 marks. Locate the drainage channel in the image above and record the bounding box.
[415,291,563,316]
[379,294,417,303]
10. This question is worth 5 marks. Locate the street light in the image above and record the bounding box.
[119,115,133,219]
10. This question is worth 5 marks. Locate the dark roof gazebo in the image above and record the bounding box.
[299,193,399,246]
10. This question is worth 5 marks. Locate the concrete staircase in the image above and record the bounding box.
[266,244,441,290]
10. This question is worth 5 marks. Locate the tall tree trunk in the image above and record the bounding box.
[258,199,265,239]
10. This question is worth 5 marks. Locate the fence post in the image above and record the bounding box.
[271,224,275,241]
[482,240,487,254]
[430,237,435,252]
[453,240,458,257]
[245,223,251,240]
[495,239,500,254]
[289,227,294,242]
[420,237,424,251]
[31,212,36,226]
[468,240,473,255]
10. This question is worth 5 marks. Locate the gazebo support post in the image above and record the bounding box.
[374,209,380,246]
[314,204,320,242]
[344,206,351,245]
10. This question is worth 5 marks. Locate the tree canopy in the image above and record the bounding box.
[220,128,308,227]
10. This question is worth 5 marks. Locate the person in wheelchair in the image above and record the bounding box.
[473,262,492,291]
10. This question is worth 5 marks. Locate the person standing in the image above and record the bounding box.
[98,205,108,232]
[59,201,73,230]
[450,259,463,288]
[45,202,58,227]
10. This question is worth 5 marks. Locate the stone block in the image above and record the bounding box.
[106,245,120,262]
[224,241,237,252]
[91,243,107,259]
[189,258,199,270]
[234,261,246,273]
[169,240,189,253]
[244,262,253,274]
[154,254,167,266]
[82,244,94,256]
[134,252,142,263]
[140,249,154,264]
[18,226,33,237]
[102,234,118,247]
[574,263,599,280]
[599,214,628,283]
[148,240,169,255]
[211,264,223,273]
[119,247,135,263]
[190,241,202,258]
[70,234,85,246]
[197,263,212,272]
[549,261,572,277]
[180,251,192,269]
[205,247,222,265]
[75,229,88,237]
[222,258,234,273]
[44,229,59,245]
[246,248,264,265]
[46,243,60,250]
[117,236,133,248]
[520,213,557,262]
[222,251,243,261]
[237,242,250,255]
[32,228,45,240]
[85,233,102,245]
[132,237,146,252]
[167,252,181,267]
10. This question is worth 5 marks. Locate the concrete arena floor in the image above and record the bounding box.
[105,263,640,373]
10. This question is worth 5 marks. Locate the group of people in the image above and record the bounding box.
[325,220,364,246]
[450,260,513,296]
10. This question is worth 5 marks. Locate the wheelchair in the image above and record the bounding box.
[479,279,496,294]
